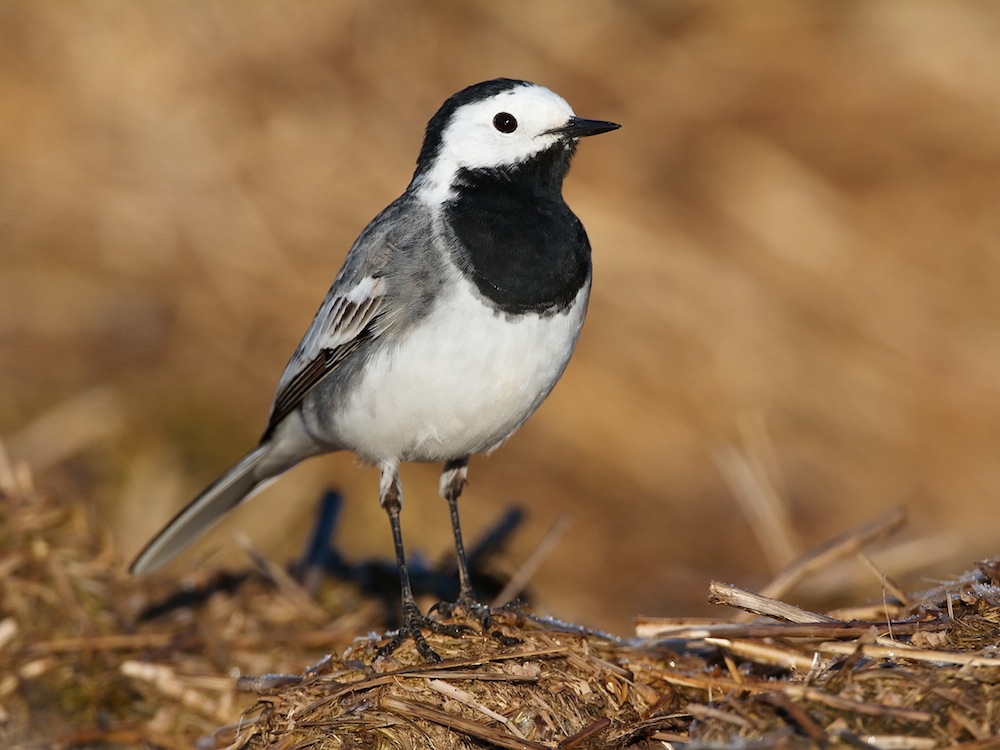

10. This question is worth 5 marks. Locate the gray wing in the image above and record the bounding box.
[264,195,432,434]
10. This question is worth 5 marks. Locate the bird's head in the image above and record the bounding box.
[412,79,619,204]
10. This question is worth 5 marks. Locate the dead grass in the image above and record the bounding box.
[0,442,379,748]
[3,443,998,749]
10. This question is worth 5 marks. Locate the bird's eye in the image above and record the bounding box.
[493,112,518,133]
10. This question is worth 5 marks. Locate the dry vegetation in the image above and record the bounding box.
[2,1,1000,747]
[3,442,999,748]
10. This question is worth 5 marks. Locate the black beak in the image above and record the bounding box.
[550,116,621,139]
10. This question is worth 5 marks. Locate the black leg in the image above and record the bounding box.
[375,462,468,663]
[440,457,477,604]
[434,457,493,630]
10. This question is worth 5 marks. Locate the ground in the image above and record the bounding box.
[2,452,998,748]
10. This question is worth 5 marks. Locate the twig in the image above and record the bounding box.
[687,703,753,728]
[427,679,529,740]
[558,717,611,749]
[783,684,933,722]
[416,670,539,682]
[27,632,177,655]
[120,660,232,721]
[635,616,951,641]
[237,535,329,622]
[715,442,799,572]
[761,691,828,742]
[817,641,1000,668]
[708,581,837,622]
[704,637,820,672]
[381,696,548,750]
[757,507,906,601]
[493,513,570,608]
[856,550,910,605]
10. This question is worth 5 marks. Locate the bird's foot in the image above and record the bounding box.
[432,595,523,647]
[375,599,472,663]
[431,592,492,629]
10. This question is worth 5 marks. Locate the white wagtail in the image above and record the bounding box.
[130,78,619,661]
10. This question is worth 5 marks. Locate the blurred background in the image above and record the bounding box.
[2,1,999,635]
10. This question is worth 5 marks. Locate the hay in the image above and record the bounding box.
[213,581,999,750]
[2,442,998,749]
[0,441,378,748]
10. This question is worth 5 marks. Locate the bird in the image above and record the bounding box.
[129,78,620,661]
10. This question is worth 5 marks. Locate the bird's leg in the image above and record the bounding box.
[440,457,476,602]
[374,462,468,663]
[433,457,493,629]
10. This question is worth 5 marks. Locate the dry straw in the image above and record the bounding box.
[2,437,998,749]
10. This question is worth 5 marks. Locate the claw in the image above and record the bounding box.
[433,598,524,648]
[375,600,472,662]
[432,595,493,632]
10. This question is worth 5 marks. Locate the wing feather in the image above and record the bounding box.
[265,278,386,433]
[261,194,434,436]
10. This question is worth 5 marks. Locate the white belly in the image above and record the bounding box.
[336,280,589,463]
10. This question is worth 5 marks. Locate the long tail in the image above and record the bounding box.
[130,443,278,574]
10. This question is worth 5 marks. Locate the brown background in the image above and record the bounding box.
[2,1,999,635]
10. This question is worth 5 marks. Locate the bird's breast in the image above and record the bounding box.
[331,278,589,464]
[445,167,591,315]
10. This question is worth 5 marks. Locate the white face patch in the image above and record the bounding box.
[415,83,576,204]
